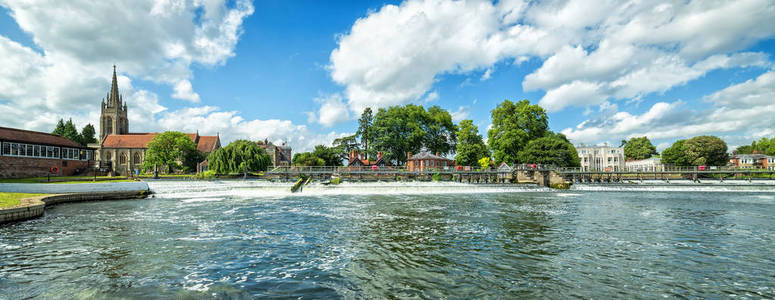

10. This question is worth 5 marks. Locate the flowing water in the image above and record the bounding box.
[1,181,774,299]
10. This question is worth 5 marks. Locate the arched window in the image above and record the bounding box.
[105,151,112,160]
[133,152,141,164]
[119,153,126,164]
[106,116,113,134]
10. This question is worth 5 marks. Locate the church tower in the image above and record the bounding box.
[99,65,129,141]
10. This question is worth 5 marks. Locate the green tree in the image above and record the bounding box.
[684,136,729,166]
[517,135,581,167]
[661,139,691,166]
[372,104,456,165]
[292,152,325,166]
[141,131,202,173]
[52,119,65,136]
[62,119,81,144]
[312,145,342,166]
[208,140,271,175]
[735,145,754,154]
[455,120,489,166]
[487,99,549,165]
[623,136,658,160]
[80,124,97,145]
[332,134,360,161]
[478,157,491,170]
[356,108,374,160]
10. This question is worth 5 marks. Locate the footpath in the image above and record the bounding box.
[0,182,150,224]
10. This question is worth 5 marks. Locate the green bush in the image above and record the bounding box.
[194,170,217,180]
[331,177,342,185]
[432,173,441,181]
[395,175,402,181]
[550,182,571,190]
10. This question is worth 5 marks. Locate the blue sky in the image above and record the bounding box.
[0,0,774,152]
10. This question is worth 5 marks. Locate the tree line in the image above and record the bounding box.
[619,135,730,166]
[51,118,97,146]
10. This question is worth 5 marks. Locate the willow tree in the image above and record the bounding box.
[208,140,271,176]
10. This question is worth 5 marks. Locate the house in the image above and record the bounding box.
[407,150,455,172]
[576,143,625,171]
[625,157,664,172]
[348,150,389,167]
[257,139,292,168]
[729,153,774,170]
[0,126,94,178]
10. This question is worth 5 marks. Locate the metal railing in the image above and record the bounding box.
[555,166,775,173]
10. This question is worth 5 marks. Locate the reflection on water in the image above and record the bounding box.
[0,181,774,298]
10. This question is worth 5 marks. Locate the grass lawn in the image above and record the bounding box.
[0,193,48,208]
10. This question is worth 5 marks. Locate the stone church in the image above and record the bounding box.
[93,66,221,175]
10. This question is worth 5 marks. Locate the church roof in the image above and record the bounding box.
[0,126,85,148]
[102,132,220,153]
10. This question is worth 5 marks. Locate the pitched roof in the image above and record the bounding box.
[102,132,220,152]
[0,126,84,148]
[731,154,772,159]
[196,135,220,153]
[408,151,453,161]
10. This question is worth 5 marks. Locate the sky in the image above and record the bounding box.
[0,0,774,153]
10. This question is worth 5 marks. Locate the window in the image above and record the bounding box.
[133,153,141,164]
[106,116,113,134]
[1,142,8,155]
[53,147,59,158]
[34,145,40,157]
[11,143,18,156]
[106,151,112,160]
[119,153,127,164]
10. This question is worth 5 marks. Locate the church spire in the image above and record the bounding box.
[109,65,120,106]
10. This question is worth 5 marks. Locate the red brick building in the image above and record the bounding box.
[0,126,94,178]
[406,151,455,171]
[348,150,389,167]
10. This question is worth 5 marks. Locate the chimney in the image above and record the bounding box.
[378,151,383,160]
[435,152,439,157]
[407,152,412,160]
[264,138,268,145]
[753,150,759,154]
[361,153,365,161]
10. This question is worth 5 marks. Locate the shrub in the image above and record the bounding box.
[432,173,441,181]
[331,177,342,185]
[194,170,217,180]
[550,182,571,190]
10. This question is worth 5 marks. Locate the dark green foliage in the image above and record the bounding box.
[52,119,65,136]
[356,108,375,160]
[292,152,325,166]
[372,104,457,165]
[623,136,658,160]
[313,145,342,166]
[208,140,271,175]
[736,137,775,155]
[80,124,97,145]
[332,134,360,161]
[455,120,489,166]
[488,99,549,165]
[141,131,203,173]
[661,139,691,166]
[62,119,80,144]
[517,135,580,167]
[684,136,729,166]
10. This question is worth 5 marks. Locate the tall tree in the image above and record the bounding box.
[423,106,458,156]
[292,152,325,166]
[312,145,343,166]
[332,134,360,161]
[208,140,271,175]
[52,119,66,136]
[661,139,691,166]
[684,136,728,166]
[80,124,97,145]
[455,120,489,166]
[623,136,658,160]
[371,104,457,165]
[517,135,581,167]
[356,108,374,160]
[62,119,81,145]
[141,131,201,173]
[488,99,549,165]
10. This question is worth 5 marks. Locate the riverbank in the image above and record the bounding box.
[0,190,150,224]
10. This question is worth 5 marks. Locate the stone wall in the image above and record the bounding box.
[0,190,148,224]
[0,156,89,178]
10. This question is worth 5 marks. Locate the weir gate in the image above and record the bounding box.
[267,166,775,186]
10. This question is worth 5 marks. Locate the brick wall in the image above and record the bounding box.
[0,156,89,178]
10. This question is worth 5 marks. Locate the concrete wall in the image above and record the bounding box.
[0,190,149,224]
[0,156,89,178]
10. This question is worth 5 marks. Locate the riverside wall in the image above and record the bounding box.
[0,190,149,224]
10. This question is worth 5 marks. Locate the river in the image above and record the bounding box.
[1,181,774,298]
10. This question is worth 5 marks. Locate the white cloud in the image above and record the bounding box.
[171,80,201,103]
[450,106,469,122]
[330,0,775,113]
[562,69,775,147]
[310,93,351,127]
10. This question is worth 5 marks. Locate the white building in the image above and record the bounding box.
[625,157,664,172]
[576,143,625,171]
